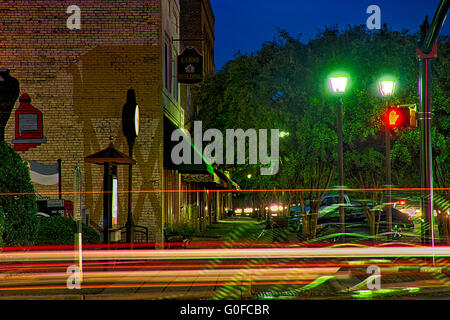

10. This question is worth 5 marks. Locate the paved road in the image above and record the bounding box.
[0,217,449,300]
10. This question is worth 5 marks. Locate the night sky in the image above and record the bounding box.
[210,0,450,72]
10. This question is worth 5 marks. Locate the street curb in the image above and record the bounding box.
[0,294,84,300]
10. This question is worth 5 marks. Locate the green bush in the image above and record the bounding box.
[34,216,100,245]
[164,222,196,238]
[0,207,5,247]
[0,141,37,246]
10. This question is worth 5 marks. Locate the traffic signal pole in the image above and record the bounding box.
[416,0,448,245]
[418,57,434,245]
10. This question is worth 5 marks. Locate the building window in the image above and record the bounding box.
[164,37,172,92]
[187,85,191,119]
[164,36,179,102]
[172,49,178,101]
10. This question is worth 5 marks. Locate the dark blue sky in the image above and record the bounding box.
[210,0,450,72]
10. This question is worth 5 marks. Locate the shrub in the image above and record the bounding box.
[34,216,100,245]
[0,207,4,247]
[0,141,37,246]
[164,222,196,238]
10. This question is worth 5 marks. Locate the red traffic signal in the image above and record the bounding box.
[385,106,410,129]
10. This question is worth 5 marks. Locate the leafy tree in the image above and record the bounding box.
[193,25,449,240]
[428,35,450,241]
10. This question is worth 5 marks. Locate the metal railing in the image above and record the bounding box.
[119,224,149,243]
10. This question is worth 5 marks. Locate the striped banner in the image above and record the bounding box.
[28,160,59,185]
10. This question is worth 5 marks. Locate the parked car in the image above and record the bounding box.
[289,194,352,231]
[316,205,414,232]
[290,193,351,216]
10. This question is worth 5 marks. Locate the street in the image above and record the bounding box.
[0,216,448,300]
[0,0,448,314]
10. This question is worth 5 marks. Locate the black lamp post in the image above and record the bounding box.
[379,80,396,237]
[329,76,348,238]
[122,89,139,243]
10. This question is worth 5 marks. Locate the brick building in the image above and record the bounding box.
[0,0,233,244]
[180,0,215,120]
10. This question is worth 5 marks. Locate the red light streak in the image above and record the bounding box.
[0,247,447,297]
[1,259,444,274]
[4,241,450,253]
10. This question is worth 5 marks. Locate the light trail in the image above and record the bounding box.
[0,267,340,284]
[0,267,330,292]
[0,187,448,196]
[1,246,450,263]
[0,247,448,298]
[0,280,314,292]
[0,258,445,272]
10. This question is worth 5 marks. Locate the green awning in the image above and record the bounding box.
[163,115,214,175]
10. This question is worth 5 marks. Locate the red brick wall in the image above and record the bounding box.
[1,1,166,243]
[180,0,214,71]
[179,0,214,121]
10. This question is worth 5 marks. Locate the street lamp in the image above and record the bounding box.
[379,80,395,97]
[329,77,348,94]
[122,89,140,244]
[329,75,348,237]
[379,79,396,237]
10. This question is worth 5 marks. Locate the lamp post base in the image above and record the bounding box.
[126,213,134,244]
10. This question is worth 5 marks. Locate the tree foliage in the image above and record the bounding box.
[193,25,449,237]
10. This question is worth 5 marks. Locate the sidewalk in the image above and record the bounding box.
[188,215,299,246]
[189,216,269,245]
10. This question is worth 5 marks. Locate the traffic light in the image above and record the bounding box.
[385,105,416,129]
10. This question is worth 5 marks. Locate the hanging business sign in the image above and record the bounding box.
[177,47,203,84]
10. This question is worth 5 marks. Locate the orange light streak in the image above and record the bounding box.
[0,279,314,292]
[0,187,448,196]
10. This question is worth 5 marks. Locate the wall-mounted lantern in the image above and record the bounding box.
[12,93,47,152]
